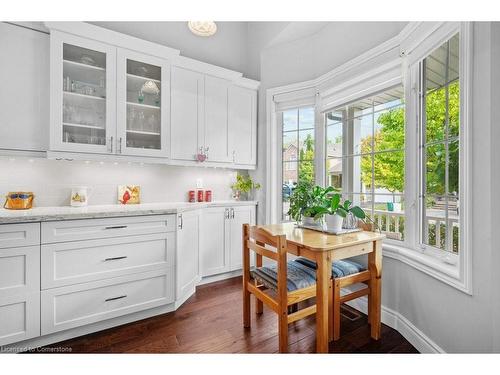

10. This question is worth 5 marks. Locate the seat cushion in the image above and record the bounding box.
[293,257,366,278]
[250,261,317,292]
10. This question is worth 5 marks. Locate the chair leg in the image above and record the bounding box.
[278,312,289,353]
[243,285,251,328]
[328,280,333,342]
[333,279,341,341]
[255,281,263,315]
[367,280,372,326]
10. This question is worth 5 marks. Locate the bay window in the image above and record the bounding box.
[268,22,471,292]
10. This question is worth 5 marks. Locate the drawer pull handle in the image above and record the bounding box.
[105,295,127,302]
[104,225,128,230]
[104,256,128,261]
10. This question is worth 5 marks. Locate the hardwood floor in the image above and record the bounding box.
[38,277,418,353]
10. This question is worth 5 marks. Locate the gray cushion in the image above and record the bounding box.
[250,261,317,292]
[293,257,366,278]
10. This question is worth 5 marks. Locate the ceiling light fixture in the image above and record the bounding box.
[188,21,217,37]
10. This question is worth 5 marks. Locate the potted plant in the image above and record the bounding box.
[313,193,366,232]
[231,173,261,201]
[287,184,333,226]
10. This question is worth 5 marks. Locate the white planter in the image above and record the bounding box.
[302,216,318,227]
[325,214,343,232]
[393,203,402,212]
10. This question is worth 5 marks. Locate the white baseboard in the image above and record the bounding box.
[198,270,242,285]
[345,292,445,353]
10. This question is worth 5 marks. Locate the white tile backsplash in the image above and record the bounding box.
[0,158,237,207]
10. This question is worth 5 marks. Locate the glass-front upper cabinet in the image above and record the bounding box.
[50,31,116,153]
[116,49,170,157]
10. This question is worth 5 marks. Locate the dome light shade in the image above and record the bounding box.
[188,21,217,37]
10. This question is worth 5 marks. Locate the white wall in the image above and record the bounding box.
[0,158,236,207]
[490,22,500,353]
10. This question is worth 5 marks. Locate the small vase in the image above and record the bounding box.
[325,214,343,233]
[232,190,241,201]
[302,216,317,227]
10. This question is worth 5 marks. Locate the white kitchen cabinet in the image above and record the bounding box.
[176,210,201,302]
[41,269,173,335]
[0,223,41,345]
[170,66,204,161]
[41,232,175,289]
[229,205,256,271]
[200,207,230,277]
[117,48,170,157]
[49,30,117,154]
[200,204,256,277]
[204,75,231,162]
[228,86,257,166]
[0,22,49,152]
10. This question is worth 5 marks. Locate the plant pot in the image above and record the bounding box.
[325,214,344,232]
[302,216,318,227]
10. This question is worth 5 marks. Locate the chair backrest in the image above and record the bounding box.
[244,224,288,298]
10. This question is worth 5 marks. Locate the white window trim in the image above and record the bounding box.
[265,22,472,294]
[402,22,473,294]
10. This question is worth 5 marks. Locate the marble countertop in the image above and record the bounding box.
[0,200,258,224]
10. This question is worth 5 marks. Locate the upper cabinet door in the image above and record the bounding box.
[0,23,49,152]
[50,31,116,154]
[204,76,230,163]
[170,66,204,162]
[116,49,170,157]
[228,86,257,165]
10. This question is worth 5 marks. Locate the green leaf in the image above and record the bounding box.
[350,206,366,219]
[336,207,347,218]
[343,200,351,210]
[330,194,340,211]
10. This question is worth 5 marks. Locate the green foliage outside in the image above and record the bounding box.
[299,134,315,185]
[360,80,459,196]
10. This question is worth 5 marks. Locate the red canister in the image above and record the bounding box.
[197,190,204,202]
[205,190,212,202]
[188,190,196,203]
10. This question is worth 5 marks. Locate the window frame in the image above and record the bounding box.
[277,105,318,222]
[324,86,407,245]
[404,24,472,293]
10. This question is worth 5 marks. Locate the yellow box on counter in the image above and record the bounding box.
[3,192,34,210]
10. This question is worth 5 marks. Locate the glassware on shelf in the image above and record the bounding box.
[137,110,145,130]
[154,93,160,106]
[137,90,144,104]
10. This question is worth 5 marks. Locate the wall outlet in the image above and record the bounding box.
[196,178,203,188]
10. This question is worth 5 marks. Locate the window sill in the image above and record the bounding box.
[382,242,472,295]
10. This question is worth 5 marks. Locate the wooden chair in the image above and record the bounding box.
[242,224,319,353]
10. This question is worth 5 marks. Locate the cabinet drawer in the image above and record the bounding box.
[0,245,40,298]
[0,292,40,346]
[41,215,175,244]
[0,223,40,249]
[41,269,174,335]
[41,233,175,289]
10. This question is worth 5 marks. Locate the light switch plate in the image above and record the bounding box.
[196,178,203,188]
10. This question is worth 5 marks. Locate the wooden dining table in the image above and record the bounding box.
[255,223,385,353]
